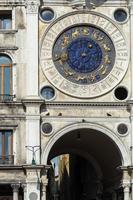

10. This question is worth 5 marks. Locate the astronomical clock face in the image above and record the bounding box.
[52,25,115,85]
[40,12,129,98]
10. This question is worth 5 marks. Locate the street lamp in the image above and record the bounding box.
[25,145,40,165]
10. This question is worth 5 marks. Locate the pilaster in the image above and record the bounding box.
[119,167,131,200]
[22,99,43,165]
[26,0,40,97]
[23,165,44,200]
[41,176,48,200]
[129,2,133,100]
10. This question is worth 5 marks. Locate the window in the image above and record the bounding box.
[40,86,55,100]
[40,8,55,22]
[0,130,13,164]
[0,55,13,101]
[0,11,12,29]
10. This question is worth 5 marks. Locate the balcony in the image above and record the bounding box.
[0,155,14,164]
[0,94,15,102]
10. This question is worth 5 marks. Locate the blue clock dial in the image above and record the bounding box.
[67,37,102,73]
[52,25,116,85]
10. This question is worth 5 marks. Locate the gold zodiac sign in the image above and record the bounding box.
[72,29,80,39]
[104,55,111,64]
[103,44,111,52]
[62,35,69,47]
[89,74,95,82]
[93,32,104,41]
[99,65,107,75]
[60,53,68,62]
[75,76,87,82]
[64,69,74,77]
[82,28,89,35]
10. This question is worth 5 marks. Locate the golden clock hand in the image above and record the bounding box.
[53,55,61,62]
[53,53,68,62]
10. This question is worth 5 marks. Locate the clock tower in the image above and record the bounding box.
[39,1,132,200]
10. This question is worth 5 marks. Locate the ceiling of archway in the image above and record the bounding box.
[48,128,122,188]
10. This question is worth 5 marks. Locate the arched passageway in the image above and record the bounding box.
[42,124,130,200]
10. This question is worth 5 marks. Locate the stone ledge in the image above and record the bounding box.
[0,30,18,34]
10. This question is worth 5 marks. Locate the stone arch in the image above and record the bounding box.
[42,122,130,167]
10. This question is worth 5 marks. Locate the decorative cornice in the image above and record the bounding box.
[0,164,50,171]
[43,0,128,7]
[21,98,44,105]
[44,101,129,108]
[0,46,18,51]
[0,0,26,6]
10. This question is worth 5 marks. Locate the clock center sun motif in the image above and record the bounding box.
[52,25,116,85]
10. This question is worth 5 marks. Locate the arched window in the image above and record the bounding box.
[0,55,12,100]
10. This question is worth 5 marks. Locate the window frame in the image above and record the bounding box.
[0,55,13,99]
[0,11,12,30]
[0,130,13,163]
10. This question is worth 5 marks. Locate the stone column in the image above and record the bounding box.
[11,184,20,200]
[123,184,130,200]
[22,183,27,200]
[26,0,40,97]
[121,169,131,200]
[41,176,48,200]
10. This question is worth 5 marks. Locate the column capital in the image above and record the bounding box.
[11,184,20,192]
[122,183,131,193]
[26,0,40,14]
[41,176,48,186]
[21,183,27,192]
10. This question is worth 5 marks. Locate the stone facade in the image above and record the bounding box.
[0,0,133,200]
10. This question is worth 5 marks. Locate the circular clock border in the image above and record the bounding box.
[40,11,129,98]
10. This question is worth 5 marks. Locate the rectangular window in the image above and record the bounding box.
[0,11,12,29]
[0,130,13,164]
